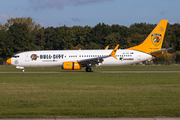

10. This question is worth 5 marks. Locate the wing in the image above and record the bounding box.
[77,44,120,67]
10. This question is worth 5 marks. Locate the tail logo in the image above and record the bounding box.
[151,33,162,47]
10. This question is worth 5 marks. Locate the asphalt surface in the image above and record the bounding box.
[0,71,180,73]
[1,118,180,120]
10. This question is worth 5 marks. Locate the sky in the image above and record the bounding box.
[0,0,180,28]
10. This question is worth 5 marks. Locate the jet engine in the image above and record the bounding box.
[62,62,81,70]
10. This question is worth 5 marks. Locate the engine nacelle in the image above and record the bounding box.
[62,62,81,70]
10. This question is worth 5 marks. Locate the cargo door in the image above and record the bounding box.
[137,52,141,60]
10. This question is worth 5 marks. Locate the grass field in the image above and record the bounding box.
[0,65,180,118]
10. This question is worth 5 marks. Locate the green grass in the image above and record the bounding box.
[1,65,180,72]
[0,73,180,118]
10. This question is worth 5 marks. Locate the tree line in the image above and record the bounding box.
[0,17,180,63]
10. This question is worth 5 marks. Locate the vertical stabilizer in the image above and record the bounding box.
[127,20,168,54]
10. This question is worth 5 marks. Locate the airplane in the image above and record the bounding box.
[6,20,170,72]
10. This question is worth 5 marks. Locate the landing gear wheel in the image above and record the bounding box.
[22,69,25,72]
[86,67,92,72]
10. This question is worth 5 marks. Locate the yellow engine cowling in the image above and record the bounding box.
[62,62,81,70]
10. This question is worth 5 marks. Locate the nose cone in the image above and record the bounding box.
[6,58,11,65]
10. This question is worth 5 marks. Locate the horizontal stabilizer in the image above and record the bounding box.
[150,48,172,54]
[150,48,172,57]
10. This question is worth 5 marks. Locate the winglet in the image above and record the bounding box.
[109,44,120,60]
[105,45,109,50]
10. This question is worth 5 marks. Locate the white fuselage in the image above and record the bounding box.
[10,49,153,68]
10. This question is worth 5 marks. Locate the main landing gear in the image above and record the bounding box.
[86,67,92,72]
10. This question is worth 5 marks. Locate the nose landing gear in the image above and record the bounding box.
[22,69,25,72]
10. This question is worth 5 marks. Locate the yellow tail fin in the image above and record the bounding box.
[127,20,168,54]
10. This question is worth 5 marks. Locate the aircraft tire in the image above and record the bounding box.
[86,67,92,72]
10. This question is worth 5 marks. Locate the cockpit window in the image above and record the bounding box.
[12,56,19,58]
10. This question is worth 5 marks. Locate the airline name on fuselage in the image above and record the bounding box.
[39,54,64,60]
[119,57,134,61]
